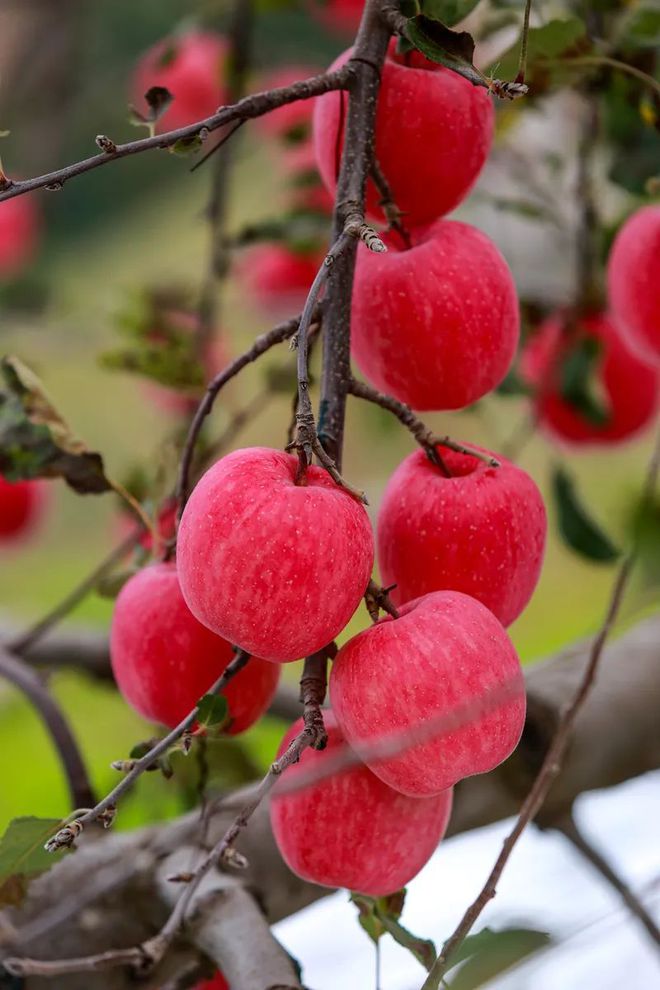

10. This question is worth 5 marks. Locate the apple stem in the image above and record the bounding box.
[371,158,412,249]
[365,579,399,621]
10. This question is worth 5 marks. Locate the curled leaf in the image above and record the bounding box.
[0,356,112,493]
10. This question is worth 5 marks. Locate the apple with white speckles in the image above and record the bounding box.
[313,43,494,226]
[377,446,546,626]
[607,205,660,365]
[270,711,453,894]
[330,591,526,797]
[110,562,280,731]
[176,447,374,662]
[351,219,520,410]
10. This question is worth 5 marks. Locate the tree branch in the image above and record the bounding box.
[347,378,500,468]
[554,814,660,948]
[0,646,95,809]
[420,434,660,989]
[45,651,250,851]
[176,311,313,511]
[0,68,352,202]
[318,0,392,468]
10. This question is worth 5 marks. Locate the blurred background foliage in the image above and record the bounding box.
[0,0,658,833]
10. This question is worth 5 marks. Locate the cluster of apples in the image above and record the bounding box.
[519,204,660,447]
[111,438,544,896]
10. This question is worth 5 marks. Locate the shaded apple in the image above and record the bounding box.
[0,476,47,544]
[177,448,374,662]
[521,311,658,445]
[607,205,660,365]
[110,562,280,731]
[330,591,526,797]
[377,447,546,627]
[132,31,228,133]
[270,711,453,895]
[313,43,493,226]
[0,196,40,280]
[236,244,325,316]
[351,219,519,410]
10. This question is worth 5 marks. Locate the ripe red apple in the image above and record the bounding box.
[307,0,364,34]
[177,447,374,663]
[0,196,40,280]
[110,562,280,731]
[132,31,228,133]
[313,44,494,226]
[607,205,660,365]
[191,975,229,990]
[521,311,658,445]
[236,244,325,316]
[0,476,47,544]
[351,219,519,410]
[330,591,526,797]
[377,447,546,627]
[270,711,453,895]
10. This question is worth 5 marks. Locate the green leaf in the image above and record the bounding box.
[559,336,610,427]
[495,366,533,397]
[405,17,486,88]
[169,134,204,156]
[0,817,69,907]
[552,466,620,563]
[351,893,385,944]
[622,5,660,48]
[129,86,173,129]
[445,927,551,988]
[419,0,484,28]
[0,357,112,493]
[490,17,589,87]
[196,694,229,728]
[380,914,437,971]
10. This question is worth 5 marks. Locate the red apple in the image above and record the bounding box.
[110,562,280,732]
[255,66,320,144]
[521,311,658,445]
[307,0,364,34]
[0,196,40,280]
[351,219,519,410]
[132,31,228,133]
[330,591,526,797]
[177,447,374,663]
[270,711,453,895]
[0,476,47,544]
[191,975,229,990]
[377,447,546,627]
[237,244,325,316]
[313,44,494,226]
[607,205,660,365]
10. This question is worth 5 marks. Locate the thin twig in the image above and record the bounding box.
[8,645,332,980]
[370,158,411,249]
[44,651,250,851]
[0,68,352,202]
[176,312,309,512]
[555,814,660,948]
[420,432,660,989]
[516,0,534,84]
[290,234,368,502]
[0,647,95,809]
[6,527,143,655]
[544,55,660,100]
[347,378,500,468]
